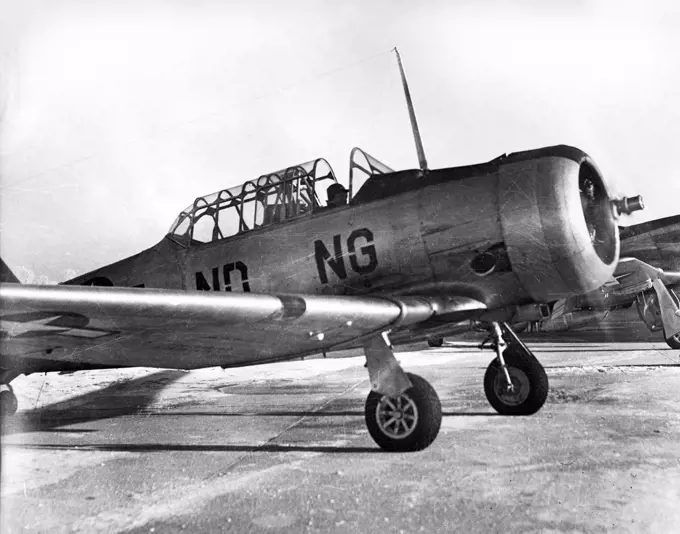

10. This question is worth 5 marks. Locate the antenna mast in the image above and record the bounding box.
[394,47,428,173]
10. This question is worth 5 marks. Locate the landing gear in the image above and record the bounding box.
[427,336,444,348]
[666,332,680,350]
[0,386,18,416]
[482,322,548,415]
[363,333,441,451]
[641,282,680,349]
[365,373,442,452]
[664,288,680,349]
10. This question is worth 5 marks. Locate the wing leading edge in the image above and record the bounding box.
[0,284,486,374]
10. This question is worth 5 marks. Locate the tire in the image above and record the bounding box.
[365,373,442,452]
[483,344,548,416]
[666,332,680,349]
[664,289,680,349]
[0,390,18,416]
[512,322,529,333]
[427,336,444,348]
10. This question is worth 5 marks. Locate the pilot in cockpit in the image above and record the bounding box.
[326,183,348,208]
[580,178,597,242]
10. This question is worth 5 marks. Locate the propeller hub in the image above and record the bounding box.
[613,195,644,215]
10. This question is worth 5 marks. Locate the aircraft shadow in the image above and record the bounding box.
[1,370,185,436]
[2,366,498,438]
[12,410,499,455]
[16,442,384,454]
[545,363,680,369]
[521,328,665,344]
[120,410,499,418]
[530,347,677,353]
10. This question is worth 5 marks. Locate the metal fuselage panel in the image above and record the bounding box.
[65,151,612,313]
[62,146,623,342]
[417,170,527,308]
[184,174,532,310]
[64,171,526,310]
[186,188,433,297]
[65,238,187,290]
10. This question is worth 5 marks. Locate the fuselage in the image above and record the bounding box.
[65,174,520,308]
[65,145,621,338]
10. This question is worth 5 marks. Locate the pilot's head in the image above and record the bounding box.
[581,178,595,200]
[326,183,348,208]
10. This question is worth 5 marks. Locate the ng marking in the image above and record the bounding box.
[314,228,378,284]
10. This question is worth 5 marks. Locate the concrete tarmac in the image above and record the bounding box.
[2,336,680,533]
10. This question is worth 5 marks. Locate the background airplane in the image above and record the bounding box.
[426,215,680,348]
[0,143,642,451]
[521,215,680,348]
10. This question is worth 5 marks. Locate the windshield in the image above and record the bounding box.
[168,158,337,245]
[348,147,394,198]
[167,148,395,246]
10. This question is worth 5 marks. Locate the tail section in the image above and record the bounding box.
[1,258,20,283]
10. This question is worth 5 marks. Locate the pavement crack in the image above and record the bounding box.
[266,378,366,443]
[206,378,366,480]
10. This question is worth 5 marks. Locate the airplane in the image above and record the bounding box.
[0,142,644,451]
[424,214,680,349]
[0,50,644,451]
[516,215,680,347]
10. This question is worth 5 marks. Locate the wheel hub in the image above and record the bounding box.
[494,367,531,406]
[376,394,419,439]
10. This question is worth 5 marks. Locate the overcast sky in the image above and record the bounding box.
[1,0,679,283]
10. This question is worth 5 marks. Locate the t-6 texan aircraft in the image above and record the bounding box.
[0,144,643,451]
[0,50,644,451]
[519,214,680,347]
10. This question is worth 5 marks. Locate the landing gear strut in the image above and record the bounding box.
[481,322,548,415]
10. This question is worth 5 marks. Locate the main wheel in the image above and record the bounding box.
[666,332,680,349]
[663,289,680,349]
[427,336,444,348]
[365,373,442,452]
[483,344,548,415]
[0,389,18,416]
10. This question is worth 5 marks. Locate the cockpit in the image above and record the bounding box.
[167,147,394,246]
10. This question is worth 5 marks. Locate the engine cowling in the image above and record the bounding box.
[498,146,620,302]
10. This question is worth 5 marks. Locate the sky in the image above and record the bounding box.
[1,0,679,283]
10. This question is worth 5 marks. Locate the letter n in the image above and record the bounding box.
[195,271,211,291]
[195,267,220,291]
[314,235,347,284]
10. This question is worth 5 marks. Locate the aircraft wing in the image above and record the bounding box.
[0,283,486,375]
[609,257,680,297]
[620,214,680,259]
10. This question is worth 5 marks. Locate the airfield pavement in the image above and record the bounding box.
[2,309,680,534]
